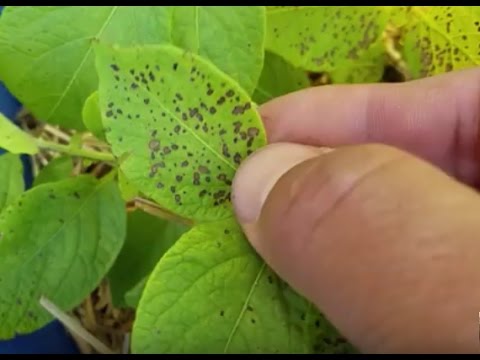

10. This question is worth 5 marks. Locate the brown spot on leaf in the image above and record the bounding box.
[232,105,244,115]
[193,172,200,185]
[149,139,160,151]
[222,144,231,158]
[247,127,259,138]
[234,153,242,165]
[198,166,209,174]
[175,194,181,204]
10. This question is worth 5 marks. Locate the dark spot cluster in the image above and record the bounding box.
[106,52,266,214]
[231,102,252,116]
[269,7,388,80]
[411,7,476,76]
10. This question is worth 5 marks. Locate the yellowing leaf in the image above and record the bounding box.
[82,91,105,140]
[265,6,392,83]
[172,6,266,95]
[401,6,480,78]
[94,43,267,222]
[0,112,38,155]
[118,170,138,202]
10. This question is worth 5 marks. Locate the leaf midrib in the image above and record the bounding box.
[223,262,266,353]
[193,6,200,53]
[121,53,237,172]
[412,6,479,67]
[45,6,119,122]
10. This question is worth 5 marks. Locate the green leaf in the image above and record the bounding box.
[265,6,392,83]
[108,209,188,308]
[171,6,266,94]
[132,219,341,354]
[0,153,24,212]
[118,170,138,201]
[0,175,126,338]
[33,156,74,187]
[82,91,105,140]
[0,6,265,130]
[0,112,38,154]
[400,6,480,78]
[94,43,267,222]
[0,6,173,130]
[253,51,310,104]
[124,276,147,309]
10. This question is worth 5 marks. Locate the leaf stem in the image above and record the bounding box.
[36,138,116,163]
[133,197,194,226]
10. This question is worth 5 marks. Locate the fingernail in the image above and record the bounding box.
[232,143,332,223]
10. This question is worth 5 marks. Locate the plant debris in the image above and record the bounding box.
[69,281,134,354]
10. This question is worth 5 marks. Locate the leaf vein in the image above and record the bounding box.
[122,69,237,171]
[223,262,266,353]
[45,6,119,122]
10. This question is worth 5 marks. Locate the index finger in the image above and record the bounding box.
[260,67,480,187]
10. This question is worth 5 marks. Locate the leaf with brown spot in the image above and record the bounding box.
[265,6,392,83]
[172,6,266,95]
[400,6,480,78]
[132,219,353,353]
[0,175,126,339]
[94,43,267,222]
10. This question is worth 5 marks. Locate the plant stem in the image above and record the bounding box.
[36,138,116,163]
[39,296,116,355]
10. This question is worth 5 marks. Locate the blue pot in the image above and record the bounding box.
[0,5,79,354]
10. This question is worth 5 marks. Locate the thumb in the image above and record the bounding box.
[232,142,480,354]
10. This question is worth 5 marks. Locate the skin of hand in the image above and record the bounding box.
[231,68,480,354]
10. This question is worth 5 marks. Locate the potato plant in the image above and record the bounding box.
[0,6,478,354]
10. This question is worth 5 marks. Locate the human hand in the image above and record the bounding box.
[231,68,480,354]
